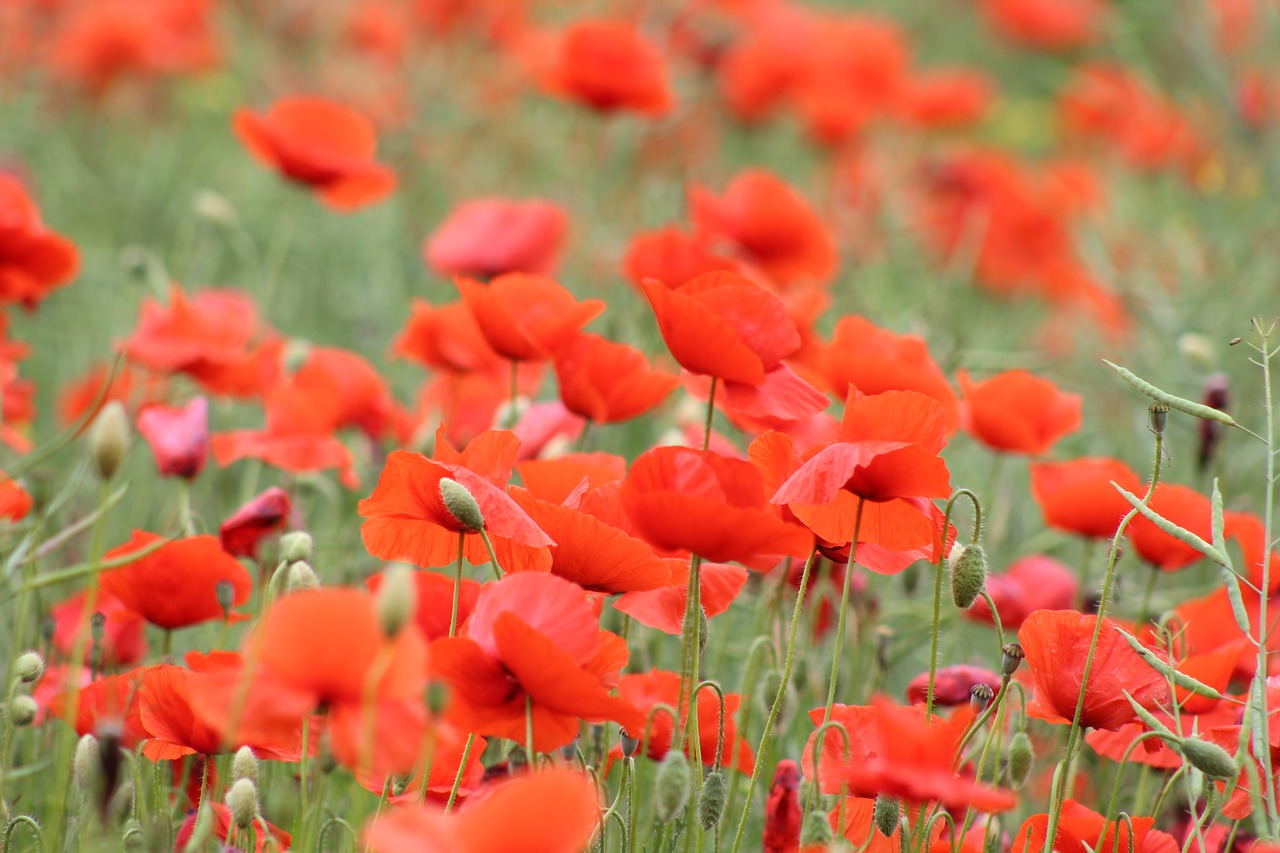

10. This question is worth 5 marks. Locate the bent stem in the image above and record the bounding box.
[926,488,983,717]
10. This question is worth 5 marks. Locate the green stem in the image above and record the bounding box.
[449,532,465,637]
[445,734,475,812]
[525,693,536,769]
[477,528,503,578]
[926,489,983,717]
[702,378,717,452]
[1251,323,1279,831]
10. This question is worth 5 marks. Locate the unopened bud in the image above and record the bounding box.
[279,531,312,564]
[122,818,145,852]
[969,684,994,713]
[620,728,641,758]
[654,752,691,822]
[376,564,417,639]
[87,402,130,481]
[224,778,259,829]
[1007,731,1033,788]
[439,478,485,532]
[74,734,100,787]
[699,771,727,829]
[8,694,36,727]
[1180,737,1237,781]
[949,544,988,609]
[1148,402,1169,436]
[1001,642,1024,676]
[192,190,238,226]
[800,811,833,847]
[427,682,450,715]
[390,772,412,797]
[873,795,900,838]
[286,560,319,593]
[215,580,235,620]
[14,651,44,684]
[232,746,258,785]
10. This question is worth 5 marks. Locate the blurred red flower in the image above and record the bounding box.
[1126,483,1213,571]
[905,665,1001,707]
[218,486,292,559]
[424,198,568,279]
[958,370,1082,455]
[0,474,32,521]
[366,568,481,641]
[0,174,80,309]
[554,333,678,425]
[542,20,673,116]
[100,531,251,630]
[50,590,147,668]
[1012,801,1175,853]
[623,226,739,291]
[456,273,604,362]
[136,397,208,480]
[611,669,755,773]
[965,554,1079,628]
[1029,456,1142,540]
[978,0,1106,50]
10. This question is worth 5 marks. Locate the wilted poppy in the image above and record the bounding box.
[218,487,292,560]
[431,572,645,750]
[136,397,209,480]
[0,173,80,309]
[1019,609,1170,731]
[100,531,252,630]
[553,333,678,425]
[456,273,604,363]
[233,96,398,211]
[1029,457,1143,540]
[957,370,1082,456]
[424,198,568,279]
[541,20,673,116]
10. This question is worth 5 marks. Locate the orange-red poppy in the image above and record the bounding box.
[965,554,1079,629]
[218,487,292,560]
[0,474,32,521]
[136,396,208,480]
[175,803,291,852]
[1019,609,1170,731]
[100,531,251,630]
[957,370,1082,455]
[515,453,627,505]
[367,568,481,642]
[424,198,568,279]
[137,664,233,761]
[49,666,149,748]
[614,558,749,634]
[456,273,604,362]
[431,573,644,750]
[1126,483,1213,571]
[553,333,678,425]
[50,589,147,669]
[57,362,168,426]
[392,299,506,375]
[611,669,755,773]
[233,96,398,211]
[623,227,739,291]
[897,69,993,129]
[541,19,673,116]
[1029,456,1143,540]
[0,173,80,309]
[978,0,1106,50]
[1012,801,1175,853]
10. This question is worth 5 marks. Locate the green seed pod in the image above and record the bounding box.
[1007,731,1033,788]
[215,580,236,620]
[799,812,833,847]
[87,401,130,481]
[14,651,45,684]
[653,752,691,823]
[279,531,312,564]
[1001,642,1025,677]
[224,778,259,829]
[376,564,417,639]
[1148,401,1169,436]
[1180,738,1237,781]
[873,795,901,838]
[699,771,727,829]
[949,544,988,610]
[439,477,485,532]
[969,684,994,713]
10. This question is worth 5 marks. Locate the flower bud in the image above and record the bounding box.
[8,694,36,727]
[279,531,312,564]
[439,478,485,532]
[14,651,44,684]
[224,778,259,829]
[653,752,691,822]
[1148,402,1169,436]
[1007,731,1033,788]
[232,746,258,785]
[949,544,988,610]
[619,728,640,758]
[74,734,100,787]
[1180,737,1237,781]
[286,560,320,593]
[376,564,417,639]
[192,190,238,226]
[799,812,833,847]
[873,795,900,838]
[969,684,994,713]
[1001,642,1025,677]
[122,818,145,852]
[87,402,130,481]
[699,770,726,829]
[215,580,236,620]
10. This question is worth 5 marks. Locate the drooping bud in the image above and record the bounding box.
[949,544,988,609]
[653,752,691,822]
[873,795,900,838]
[390,772,412,797]
[619,728,640,758]
[699,770,727,829]
[286,560,320,593]
[969,684,994,713]
[1001,643,1025,677]
[376,564,417,639]
[224,778,259,829]
[232,746,258,785]
[1148,401,1169,436]
[279,531,312,564]
[1180,738,1237,781]
[14,651,45,684]
[439,478,485,532]
[74,734,100,788]
[8,694,36,727]
[1007,731,1033,788]
[799,811,833,847]
[87,401,130,481]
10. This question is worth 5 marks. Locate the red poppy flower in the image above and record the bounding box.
[764,760,803,853]
[424,198,568,279]
[541,19,673,116]
[57,362,168,426]
[269,345,409,442]
[957,370,1081,456]
[905,665,1001,707]
[553,333,678,425]
[211,424,358,489]
[360,428,554,572]
[1225,509,1280,593]
[1126,483,1213,571]
[192,587,428,778]
[509,401,585,459]
[431,572,645,751]
[0,474,31,521]
[218,487,292,560]
[611,669,755,773]
[690,170,837,288]
[136,396,208,480]
[456,273,604,363]
[897,69,992,129]
[0,173,80,309]
[819,316,958,430]
[1019,610,1170,731]
[363,767,601,853]
[233,96,397,211]
[623,226,739,291]
[50,590,147,668]
[614,558,749,634]
[978,0,1106,50]
[622,445,812,564]
[137,664,230,761]
[100,531,252,630]
[1012,801,1174,853]
[1029,457,1143,540]
[175,803,291,853]
[514,453,627,504]
[392,299,506,375]
[366,567,481,642]
[49,666,149,747]
[831,797,908,853]
[965,554,1079,629]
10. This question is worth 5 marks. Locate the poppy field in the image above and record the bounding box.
[3,0,1280,851]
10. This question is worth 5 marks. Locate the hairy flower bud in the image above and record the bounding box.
[14,651,44,684]
[87,402,130,481]
[873,795,901,838]
[232,746,258,785]
[949,544,988,610]
[1007,731,1033,788]
[654,752,691,822]
[74,734,100,788]
[279,531,312,564]
[224,778,259,829]
[799,811,833,847]
[439,478,485,532]
[1181,737,1236,781]
[286,560,320,593]
[9,694,36,727]
[699,770,726,829]
[376,564,417,639]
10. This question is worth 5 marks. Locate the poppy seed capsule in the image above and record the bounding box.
[439,478,485,533]
[699,771,726,829]
[969,684,994,712]
[799,811,833,847]
[232,746,258,785]
[1149,401,1169,436]
[8,694,36,727]
[224,778,259,829]
[949,544,988,610]
[1001,642,1025,677]
[87,402,130,481]
[873,795,900,838]
[14,651,45,684]
[619,727,640,758]
[1007,731,1033,788]
[279,531,312,564]
[1180,737,1236,781]
[654,752,691,822]
[376,564,417,639]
